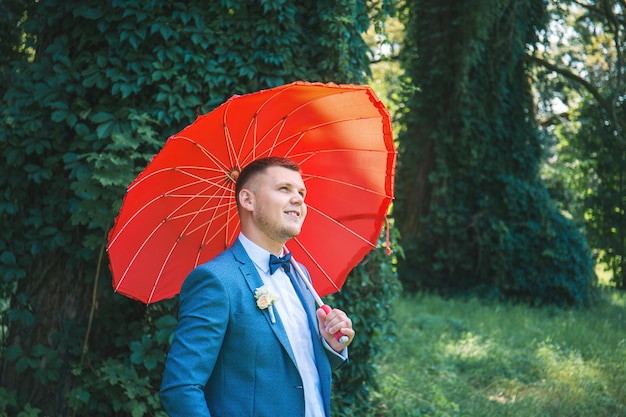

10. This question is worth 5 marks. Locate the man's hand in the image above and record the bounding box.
[316,307,355,352]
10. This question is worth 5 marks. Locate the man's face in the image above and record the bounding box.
[247,166,307,245]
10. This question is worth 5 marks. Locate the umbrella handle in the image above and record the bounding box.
[320,304,350,345]
[287,257,350,345]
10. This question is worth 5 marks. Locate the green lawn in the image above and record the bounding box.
[376,289,626,416]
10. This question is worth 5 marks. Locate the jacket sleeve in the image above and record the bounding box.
[159,265,229,417]
[323,338,349,370]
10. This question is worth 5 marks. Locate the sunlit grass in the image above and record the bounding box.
[376,289,626,416]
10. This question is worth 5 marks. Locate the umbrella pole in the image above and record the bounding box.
[289,258,350,345]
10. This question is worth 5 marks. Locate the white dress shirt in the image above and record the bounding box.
[239,233,326,417]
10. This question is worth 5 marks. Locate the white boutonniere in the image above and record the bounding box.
[255,286,280,323]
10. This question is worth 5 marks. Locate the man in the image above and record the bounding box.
[160,156,355,417]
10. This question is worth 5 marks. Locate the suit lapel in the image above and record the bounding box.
[287,268,318,332]
[289,266,333,411]
[287,271,331,386]
[231,239,333,412]
[230,239,299,367]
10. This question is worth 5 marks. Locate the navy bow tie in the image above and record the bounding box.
[269,253,292,274]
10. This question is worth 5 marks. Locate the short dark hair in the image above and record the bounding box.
[235,156,301,208]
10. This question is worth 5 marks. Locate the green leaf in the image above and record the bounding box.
[73,6,105,20]
[143,355,158,371]
[4,345,23,361]
[131,401,148,417]
[72,387,91,404]
[82,71,100,88]
[155,314,177,344]
[16,357,29,373]
[51,110,68,122]
[74,123,90,136]
[30,344,47,357]
[91,112,114,124]
[65,113,78,127]
[129,341,144,365]
[184,95,202,107]
[0,251,17,265]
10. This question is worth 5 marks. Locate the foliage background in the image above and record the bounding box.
[532,1,626,289]
[0,1,399,416]
[393,0,597,306]
[2,0,625,415]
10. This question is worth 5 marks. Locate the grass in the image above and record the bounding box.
[375,289,626,416]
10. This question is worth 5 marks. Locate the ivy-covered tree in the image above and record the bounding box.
[0,1,398,416]
[394,0,597,305]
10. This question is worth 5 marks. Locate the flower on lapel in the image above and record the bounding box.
[255,286,280,323]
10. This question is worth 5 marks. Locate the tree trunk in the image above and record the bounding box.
[1,252,91,415]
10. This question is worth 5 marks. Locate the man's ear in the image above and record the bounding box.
[239,189,254,211]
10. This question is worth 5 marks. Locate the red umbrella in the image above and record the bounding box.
[107,81,396,305]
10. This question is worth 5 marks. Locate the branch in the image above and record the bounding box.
[370,54,401,64]
[81,230,107,365]
[521,53,626,140]
[573,0,626,27]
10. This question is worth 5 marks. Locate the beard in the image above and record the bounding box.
[254,210,303,244]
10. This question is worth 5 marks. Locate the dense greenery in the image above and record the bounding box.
[532,1,626,288]
[378,290,626,416]
[0,1,398,416]
[394,0,597,305]
[1,0,622,415]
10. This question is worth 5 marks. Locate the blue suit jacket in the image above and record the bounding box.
[160,239,347,417]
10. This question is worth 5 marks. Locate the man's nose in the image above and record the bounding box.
[291,193,304,204]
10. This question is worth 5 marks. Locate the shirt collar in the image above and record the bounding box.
[238,233,276,275]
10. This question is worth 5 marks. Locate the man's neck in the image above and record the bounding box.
[239,230,285,256]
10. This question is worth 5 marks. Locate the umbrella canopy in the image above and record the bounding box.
[108,81,396,304]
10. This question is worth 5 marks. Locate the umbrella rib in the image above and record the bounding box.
[113,175,233,289]
[175,111,389,176]
[293,148,374,168]
[191,175,239,257]
[132,186,234,302]
[188,202,234,248]
[240,113,387,163]
[109,190,172,248]
[303,171,393,199]
[222,100,246,171]
[267,88,379,151]
[306,204,379,248]
[160,177,236,271]
[224,212,241,249]
[114,222,163,293]
[195,207,241,267]
[222,85,357,164]
[170,136,235,174]
[145,192,229,303]
[164,200,233,219]
[242,86,294,162]
[146,238,179,304]
[289,237,341,293]
[127,165,227,192]
[223,86,295,169]
[149,188,232,304]
[173,191,226,237]
[113,191,210,284]
[154,175,238,266]
[171,167,234,193]
[109,172,228,248]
